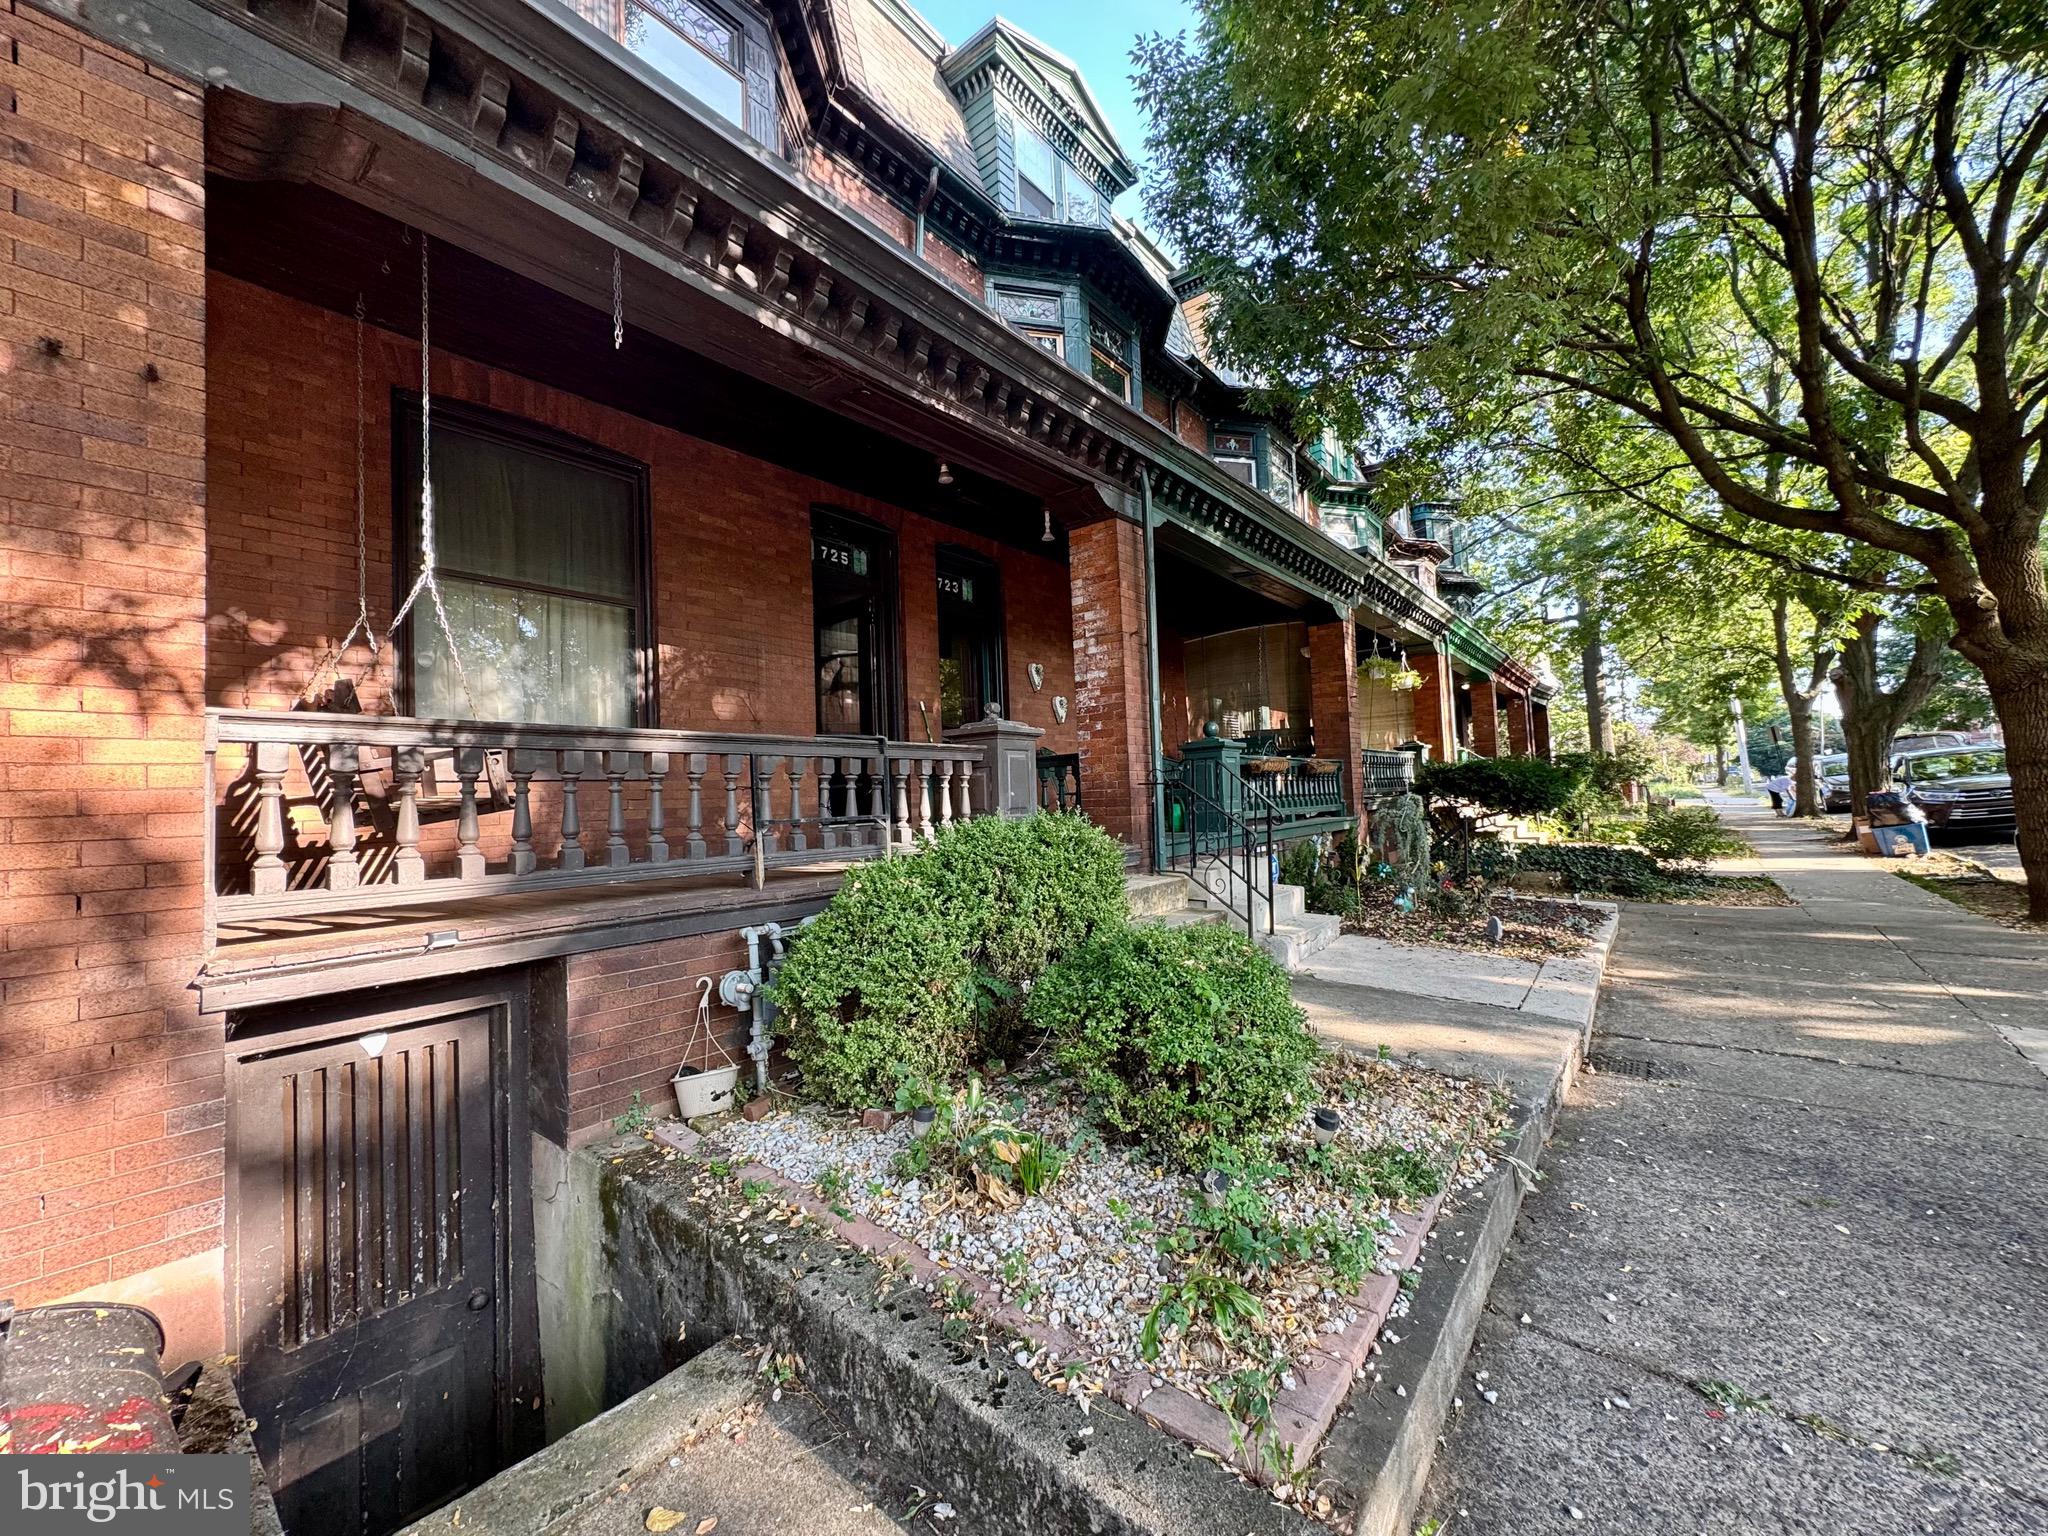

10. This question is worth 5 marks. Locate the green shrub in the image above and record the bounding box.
[773,813,1127,1108]
[1514,842,1692,899]
[1417,755,1580,818]
[1637,807,1747,863]
[1025,924,1320,1169]
[1280,837,1360,917]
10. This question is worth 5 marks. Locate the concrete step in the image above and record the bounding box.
[1258,911,1343,971]
[1124,872,1194,918]
[1138,906,1226,930]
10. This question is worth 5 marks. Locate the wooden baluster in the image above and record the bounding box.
[604,751,631,868]
[820,758,842,852]
[917,757,934,840]
[509,750,538,876]
[558,750,585,872]
[749,756,767,889]
[755,757,779,857]
[723,755,743,857]
[892,758,912,849]
[251,741,290,896]
[789,756,808,853]
[871,756,891,850]
[327,742,361,890]
[393,746,426,885]
[685,753,707,860]
[454,746,485,880]
[954,757,974,820]
[935,758,953,828]
[647,752,670,863]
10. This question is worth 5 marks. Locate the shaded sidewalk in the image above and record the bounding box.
[1416,793,2048,1534]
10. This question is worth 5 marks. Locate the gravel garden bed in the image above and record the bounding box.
[1344,891,1605,962]
[678,1050,1511,1487]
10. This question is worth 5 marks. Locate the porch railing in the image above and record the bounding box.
[1360,748,1418,801]
[1036,751,1083,812]
[205,708,986,930]
[1240,756,1346,821]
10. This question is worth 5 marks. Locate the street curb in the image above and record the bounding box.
[1316,928,1601,1535]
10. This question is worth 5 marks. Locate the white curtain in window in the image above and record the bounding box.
[412,426,638,725]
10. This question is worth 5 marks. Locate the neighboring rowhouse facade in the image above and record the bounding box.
[0,0,1550,1526]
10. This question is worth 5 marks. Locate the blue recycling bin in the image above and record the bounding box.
[1876,821,1930,857]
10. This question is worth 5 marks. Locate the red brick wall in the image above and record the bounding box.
[1469,678,1500,758]
[204,276,1073,753]
[0,4,219,1343]
[1068,518,1151,859]
[1412,648,1454,759]
[1141,384,1170,429]
[1175,400,1208,454]
[566,929,751,1132]
[1308,618,1360,831]
[1157,624,1193,754]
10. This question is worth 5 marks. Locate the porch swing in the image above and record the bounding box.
[292,236,509,843]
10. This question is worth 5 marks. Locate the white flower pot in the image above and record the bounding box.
[673,1063,741,1120]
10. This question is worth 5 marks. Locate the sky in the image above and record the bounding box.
[906,0,1201,213]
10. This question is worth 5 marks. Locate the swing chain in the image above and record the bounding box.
[612,249,624,351]
[386,232,477,717]
[296,291,381,704]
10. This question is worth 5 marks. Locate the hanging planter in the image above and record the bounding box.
[672,976,742,1119]
[1363,656,1396,683]
[1389,668,1425,692]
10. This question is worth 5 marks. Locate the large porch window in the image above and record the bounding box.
[398,404,650,726]
[1183,622,1312,752]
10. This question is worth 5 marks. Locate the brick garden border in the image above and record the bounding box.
[654,1117,1445,1481]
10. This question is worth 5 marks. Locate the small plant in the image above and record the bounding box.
[611,1091,655,1136]
[739,1177,773,1204]
[816,1164,849,1201]
[1140,1268,1265,1359]
[1638,806,1748,863]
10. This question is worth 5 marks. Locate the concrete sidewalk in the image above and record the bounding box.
[1417,794,2048,1534]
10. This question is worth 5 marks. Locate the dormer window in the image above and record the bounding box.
[995,287,1066,356]
[1089,317,1131,402]
[559,0,777,149]
[1212,432,1257,486]
[1016,126,1059,219]
[1268,442,1297,511]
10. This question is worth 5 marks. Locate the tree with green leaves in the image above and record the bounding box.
[1139,0,2048,915]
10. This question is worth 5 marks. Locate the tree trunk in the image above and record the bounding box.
[1770,592,1833,818]
[1714,737,1728,786]
[1976,650,2048,922]
[1576,587,1612,755]
[1830,613,1943,825]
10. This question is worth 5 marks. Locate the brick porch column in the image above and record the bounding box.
[0,13,219,1358]
[1411,648,1454,761]
[1308,615,1360,831]
[1068,518,1152,862]
[1532,701,1553,759]
[1505,688,1532,755]
[1470,678,1502,757]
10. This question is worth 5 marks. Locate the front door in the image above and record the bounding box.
[812,508,898,738]
[936,548,1003,730]
[231,1003,505,1536]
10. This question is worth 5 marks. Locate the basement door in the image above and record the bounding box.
[230,999,509,1536]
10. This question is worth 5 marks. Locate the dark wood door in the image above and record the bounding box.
[232,1007,502,1536]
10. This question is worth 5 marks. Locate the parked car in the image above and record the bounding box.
[1814,753,1852,812]
[1893,730,1974,754]
[1892,746,2016,834]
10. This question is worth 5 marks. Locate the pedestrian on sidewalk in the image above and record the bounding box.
[1765,768,1791,814]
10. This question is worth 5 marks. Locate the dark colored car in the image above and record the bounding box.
[1893,746,2015,833]
[1813,752,1851,813]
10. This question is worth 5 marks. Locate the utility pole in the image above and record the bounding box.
[1729,695,1754,793]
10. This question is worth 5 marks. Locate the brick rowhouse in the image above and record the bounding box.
[0,2,219,1354]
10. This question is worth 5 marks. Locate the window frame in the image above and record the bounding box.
[390,394,657,726]
[810,504,904,740]
[1013,121,1061,219]
[1211,430,1258,486]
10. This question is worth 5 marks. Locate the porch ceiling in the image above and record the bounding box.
[209,177,1057,556]
[1154,538,1325,636]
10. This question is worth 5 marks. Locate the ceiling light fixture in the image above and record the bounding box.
[937,460,954,486]
[1041,508,1055,544]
